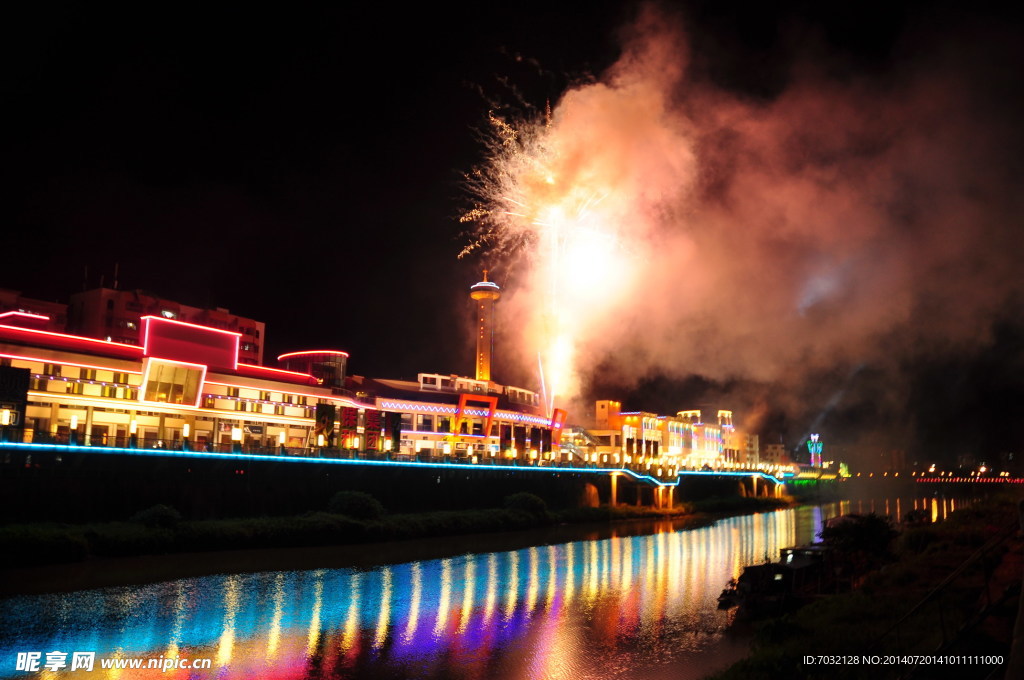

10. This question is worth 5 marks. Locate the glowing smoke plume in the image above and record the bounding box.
[463,5,1024,422]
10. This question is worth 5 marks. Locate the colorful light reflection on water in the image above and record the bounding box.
[0,498,959,680]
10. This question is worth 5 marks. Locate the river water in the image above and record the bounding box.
[0,497,962,680]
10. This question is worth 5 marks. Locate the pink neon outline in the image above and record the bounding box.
[236,364,315,379]
[0,352,143,374]
[0,311,51,321]
[24,389,314,423]
[0,324,144,350]
[141,316,240,368]
[139,357,208,408]
[277,349,350,360]
[202,379,368,409]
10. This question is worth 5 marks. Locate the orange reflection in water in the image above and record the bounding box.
[13,498,974,680]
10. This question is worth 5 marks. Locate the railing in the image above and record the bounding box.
[2,435,792,484]
[867,519,1020,678]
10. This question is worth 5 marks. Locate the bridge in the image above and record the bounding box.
[0,439,792,521]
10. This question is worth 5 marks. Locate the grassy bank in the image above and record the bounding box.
[0,495,792,569]
[707,493,1023,680]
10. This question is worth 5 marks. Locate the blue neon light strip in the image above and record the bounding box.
[0,442,791,487]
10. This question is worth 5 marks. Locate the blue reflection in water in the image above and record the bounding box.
[0,504,856,679]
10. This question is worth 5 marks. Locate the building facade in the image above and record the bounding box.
[579,400,786,477]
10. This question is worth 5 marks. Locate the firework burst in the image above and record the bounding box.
[461,108,640,415]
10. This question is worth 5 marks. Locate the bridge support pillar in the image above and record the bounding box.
[610,472,618,506]
[666,485,674,509]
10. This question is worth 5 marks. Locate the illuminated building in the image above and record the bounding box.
[587,401,775,474]
[0,281,781,484]
[348,372,557,460]
[469,271,500,382]
[807,433,823,467]
[0,304,559,462]
[68,287,266,365]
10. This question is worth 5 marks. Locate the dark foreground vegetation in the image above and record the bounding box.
[708,493,1023,680]
[0,492,791,569]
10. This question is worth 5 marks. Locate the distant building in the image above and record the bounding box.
[584,401,769,473]
[761,443,793,466]
[68,288,265,365]
[0,288,67,332]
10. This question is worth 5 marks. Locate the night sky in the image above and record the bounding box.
[6,2,1023,466]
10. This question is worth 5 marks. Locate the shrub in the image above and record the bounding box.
[0,525,90,567]
[328,490,385,520]
[86,522,174,557]
[899,526,939,555]
[503,492,548,514]
[130,504,183,529]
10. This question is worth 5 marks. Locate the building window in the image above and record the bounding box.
[416,414,434,431]
[43,364,61,377]
[141,360,203,406]
[227,386,240,398]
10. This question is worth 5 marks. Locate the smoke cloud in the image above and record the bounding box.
[469,4,1023,442]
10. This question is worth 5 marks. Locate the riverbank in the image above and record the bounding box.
[0,495,792,595]
[706,492,1023,680]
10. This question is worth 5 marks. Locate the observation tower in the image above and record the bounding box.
[469,270,501,381]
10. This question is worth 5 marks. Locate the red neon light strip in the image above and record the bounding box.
[0,324,144,350]
[0,352,143,374]
[277,349,350,360]
[236,363,316,379]
[0,311,51,321]
[202,380,368,409]
[141,316,240,369]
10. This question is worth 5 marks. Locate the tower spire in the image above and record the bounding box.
[469,270,501,381]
